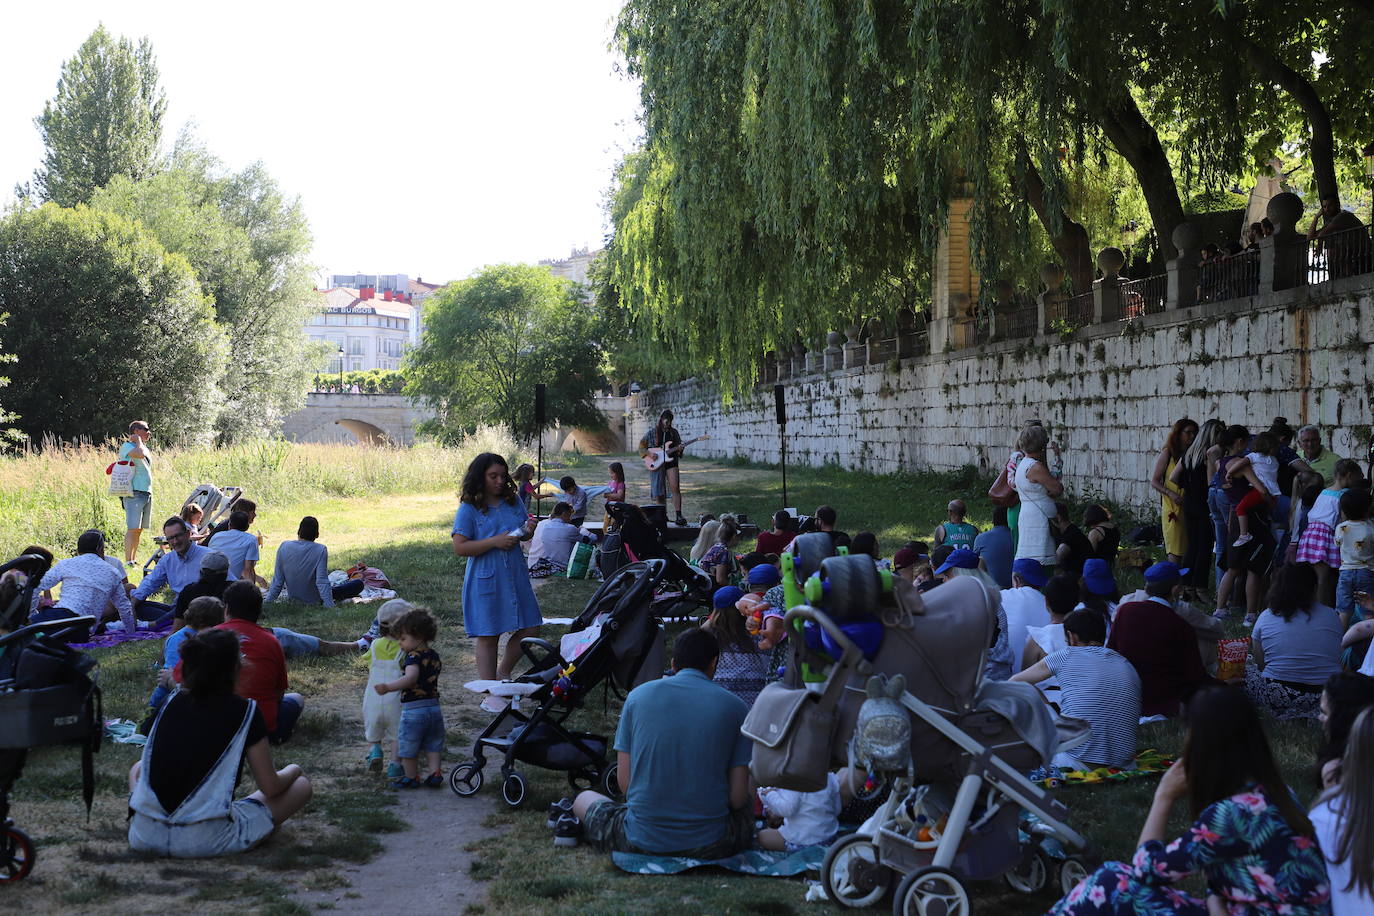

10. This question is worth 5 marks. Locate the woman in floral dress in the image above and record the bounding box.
[1049,685,1330,915]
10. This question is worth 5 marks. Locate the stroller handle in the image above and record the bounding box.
[0,615,98,647]
[781,605,869,672]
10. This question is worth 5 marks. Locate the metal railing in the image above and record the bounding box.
[1001,303,1039,338]
[1046,292,1093,333]
[1119,273,1168,320]
[1309,224,1374,285]
[1197,248,1259,303]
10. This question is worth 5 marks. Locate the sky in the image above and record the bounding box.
[0,1,642,285]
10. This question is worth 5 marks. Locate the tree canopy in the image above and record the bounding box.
[604,0,1374,388]
[405,264,606,442]
[31,24,166,207]
[0,204,227,443]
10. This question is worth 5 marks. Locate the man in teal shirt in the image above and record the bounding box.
[118,420,154,566]
[570,629,754,856]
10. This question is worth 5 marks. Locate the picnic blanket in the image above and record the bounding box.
[612,845,826,876]
[1033,748,1176,788]
[68,623,172,650]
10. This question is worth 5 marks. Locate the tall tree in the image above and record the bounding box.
[0,204,227,443]
[32,25,167,207]
[405,265,605,442]
[91,140,324,442]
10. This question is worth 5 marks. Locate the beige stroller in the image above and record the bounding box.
[747,553,1097,915]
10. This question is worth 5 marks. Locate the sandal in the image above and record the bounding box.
[424,772,444,788]
[391,776,420,789]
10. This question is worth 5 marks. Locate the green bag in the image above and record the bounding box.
[566,541,595,580]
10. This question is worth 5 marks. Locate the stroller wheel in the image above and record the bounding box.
[792,532,836,582]
[822,555,881,618]
[1004,846,1051,894]
[501,772,528,808]
[0,825,35,883]
[821,834,890,908]
[449,762,484,797]
[1057,856,1093,897]
[893,866,969,916]
[599,761,623,801]
[567,769,599,794]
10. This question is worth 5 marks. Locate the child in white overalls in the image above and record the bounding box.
[363,599,410,777]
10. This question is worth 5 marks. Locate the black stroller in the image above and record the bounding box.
[601,502,714,620]
[0,554,103,883]
[450,559,668,808]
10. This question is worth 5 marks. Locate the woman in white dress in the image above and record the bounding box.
[1013,424,1063,568]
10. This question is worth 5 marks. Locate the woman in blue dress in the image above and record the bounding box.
[451,453,540,711]
[1049,685,1330,916]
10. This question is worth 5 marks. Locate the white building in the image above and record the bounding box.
[308,286,418,373]
[539,246,601,290]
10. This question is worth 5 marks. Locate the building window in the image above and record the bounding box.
[350,360,363,372]
[380,337,404,358]
[348,338,366,356]
[325,314,343,326]
[327,358,343,374]
[347,315,367,326]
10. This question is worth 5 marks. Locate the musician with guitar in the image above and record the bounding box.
[638,409,709,526]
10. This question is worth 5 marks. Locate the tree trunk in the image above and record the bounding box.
[1019,155,1095,295]
[1097,97,1186,262]
[1234,35,1338,203]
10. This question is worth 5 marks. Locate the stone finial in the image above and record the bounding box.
[1096,247,1126,279]
[1039,262,1065,293]
[826,330,842,348]
[792,338,806,358]
[1171,221,1202,254]
[1265,192,1304,234]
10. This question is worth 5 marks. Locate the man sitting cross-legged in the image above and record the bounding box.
[555,628,754,854]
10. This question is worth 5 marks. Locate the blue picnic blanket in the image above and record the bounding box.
[611,845,825,876]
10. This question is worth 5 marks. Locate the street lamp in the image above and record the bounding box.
[337,346,345,392]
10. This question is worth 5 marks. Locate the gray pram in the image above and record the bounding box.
[142,484,244,573]
[755,553,1097,914]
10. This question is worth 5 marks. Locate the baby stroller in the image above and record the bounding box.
[451,559,669,808]
[142,483,244,573]
[748,551,1095,915]
[601,502,713,620]
[0,554,103,883]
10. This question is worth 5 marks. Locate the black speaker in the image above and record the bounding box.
[535,383,546,427]
[774,384,786,427]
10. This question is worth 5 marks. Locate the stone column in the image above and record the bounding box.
[896,308,919,357]
[824,330,843,372]
[928,185,981,353]
[791,339,807,377]
[843,322,865,369]
[1092,247,1125,323]
[1166,222,1200,310]
[1259,192,1307,293]
[1035,262,1065,335]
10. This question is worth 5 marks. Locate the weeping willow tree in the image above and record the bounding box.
[605,0,1361,389]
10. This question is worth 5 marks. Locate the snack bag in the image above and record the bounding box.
[1216,637,1250,683]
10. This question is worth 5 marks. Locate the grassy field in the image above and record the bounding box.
[3,447,1327,915]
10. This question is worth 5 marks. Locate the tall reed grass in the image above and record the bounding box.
[0,428,521,558]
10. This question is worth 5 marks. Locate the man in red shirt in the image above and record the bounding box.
[1106,562,1209,718]
[175,580,304,741]
[754,510,796,556]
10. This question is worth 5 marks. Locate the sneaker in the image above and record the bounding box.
[553,813,582,847]
[366,745,383,770]
[386,762,404,779]
[1212,608,1232,621]
[355,637,370,650]
[1243,613,1257,627]
[1232,533,1253,548]
[423,771,443,788]
[547,797,575,828]
[481,695,507,714]
[675,514,688,527]
[391,776,420,789]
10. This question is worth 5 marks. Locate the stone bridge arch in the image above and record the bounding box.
[281,393,430,446]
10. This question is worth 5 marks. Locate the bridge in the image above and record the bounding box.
[281,393,429,446]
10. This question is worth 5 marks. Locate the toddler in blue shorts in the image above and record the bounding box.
[373,607,445,788]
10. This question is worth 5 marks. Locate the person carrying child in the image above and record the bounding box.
[932,499,977,550]
[363,599,411,777]
[757,767,862,851]
[373,608,445,788]
[1230,432,1282,548]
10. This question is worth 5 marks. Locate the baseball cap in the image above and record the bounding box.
[200,551,229,574]
[747,564,781,588]
[1081,558,1117,596]
[1012,558,1049,589]
[1143,561,1189,585]
[713,586,746,610]
[377,598,414,626]
[934,548,979,576]
[892,547,920,571]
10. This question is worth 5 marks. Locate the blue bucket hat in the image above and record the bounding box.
[1081,558,1117,596]
[713,585,746,610]
[934,548,979,577]
[1143,561,1188,585]
[1012,558,1049,589]
[747,564,781,588]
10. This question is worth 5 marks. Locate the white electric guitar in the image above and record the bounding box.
[642,435,711,471]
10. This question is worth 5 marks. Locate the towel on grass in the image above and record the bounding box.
[68,624,172,650]
[1033,747,1176,788]
[611,845,825,876]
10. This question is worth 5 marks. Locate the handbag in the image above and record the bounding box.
[741,610,865,791]
[107,459,136,498]
[987,464,1019,508]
